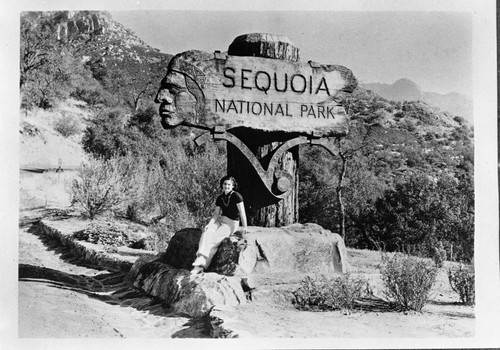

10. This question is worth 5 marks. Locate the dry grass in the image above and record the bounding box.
[347,248,386,274]
[20,100,90,169]
[20,170,77,210]
[22,98,91,131]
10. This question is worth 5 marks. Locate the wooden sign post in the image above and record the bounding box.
[155,33,357,227]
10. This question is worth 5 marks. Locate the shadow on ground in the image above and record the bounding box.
[19,208,75,228]
[25,222,108,271]
[426,300,475,319]
[19,221,212,338]
[355,297,396,313]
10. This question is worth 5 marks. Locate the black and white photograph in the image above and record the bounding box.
[1,0,498,348]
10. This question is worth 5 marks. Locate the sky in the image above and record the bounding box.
[111,10,472,96]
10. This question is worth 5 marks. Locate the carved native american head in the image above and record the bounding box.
[154,50,210,129]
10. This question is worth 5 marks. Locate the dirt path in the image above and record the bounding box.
[221,300,475,338]
[18,215,210,338]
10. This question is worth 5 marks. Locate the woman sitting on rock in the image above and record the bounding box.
[191,175,248,274]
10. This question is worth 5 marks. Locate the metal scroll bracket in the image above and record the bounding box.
[194,127,340,201]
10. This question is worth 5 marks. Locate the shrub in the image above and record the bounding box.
[393,111,404,120]
[71,80,120,109]
[148,222,176,252]
[142,142,225,230]
[453,115,465,125]
[72,221,157,253]
[380,253,438,311]
[293,273,368,312]
[70,157,138,219]
[401,119,416,132]
[73,222,126,246]
[20,121,41,137]
[447,263,475,305]
[81,107,133,159]
[54,113,81,137]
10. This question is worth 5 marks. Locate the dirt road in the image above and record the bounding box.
[18,214,209,338]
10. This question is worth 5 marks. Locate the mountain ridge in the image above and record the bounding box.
[361,79,473,124]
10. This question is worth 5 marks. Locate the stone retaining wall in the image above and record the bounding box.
[38,219,156,272]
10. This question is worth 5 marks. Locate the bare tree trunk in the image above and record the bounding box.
[336,152,347,238]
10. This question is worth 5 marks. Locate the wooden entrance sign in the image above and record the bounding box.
[155,50,356,136]
[155,33,357,226]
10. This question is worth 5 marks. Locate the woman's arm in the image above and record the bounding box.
[205,206,221,230]
[236,202,248,233]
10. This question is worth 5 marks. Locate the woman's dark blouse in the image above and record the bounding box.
[215,191,243,220]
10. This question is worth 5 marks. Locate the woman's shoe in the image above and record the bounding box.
[190,266,204,275]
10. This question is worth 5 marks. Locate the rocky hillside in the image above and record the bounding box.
[20,11,173,168]
[21,11,172,112]
[362,79,473,124]
[22,11,169,63]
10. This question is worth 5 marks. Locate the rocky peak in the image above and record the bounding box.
[361,78,472,123]
[22,11,153,53]
[52,11,110,41]
[23,11,110,40]
[21,11,168,67]
[392,78,422,95]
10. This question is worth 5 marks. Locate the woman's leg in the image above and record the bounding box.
[192,220,234,269]
[192,222,219,268]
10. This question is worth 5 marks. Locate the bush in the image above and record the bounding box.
[380,253,438,311]
[73,222,126,249]
[72,85,119,108]
[447,263,475,305]
[401,119,416,132]
[142,142,225,230]
[54,113,81,137]
[147,222,176,252]
[81,107,133,159]
[293,273,368,312]
[453,115,465,125]
[70,157,139,219]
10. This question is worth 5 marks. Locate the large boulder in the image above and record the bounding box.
[130,223,349,317]
[160,228,259,276]
[161,228,201,270]
[130,255,246,318]
[162,223,348,276]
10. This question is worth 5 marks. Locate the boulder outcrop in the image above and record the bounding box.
[130,256,246,318]
[130,223,348,317]
[163,223,348,275]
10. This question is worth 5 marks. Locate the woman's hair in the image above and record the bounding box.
[219,175,238,190]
